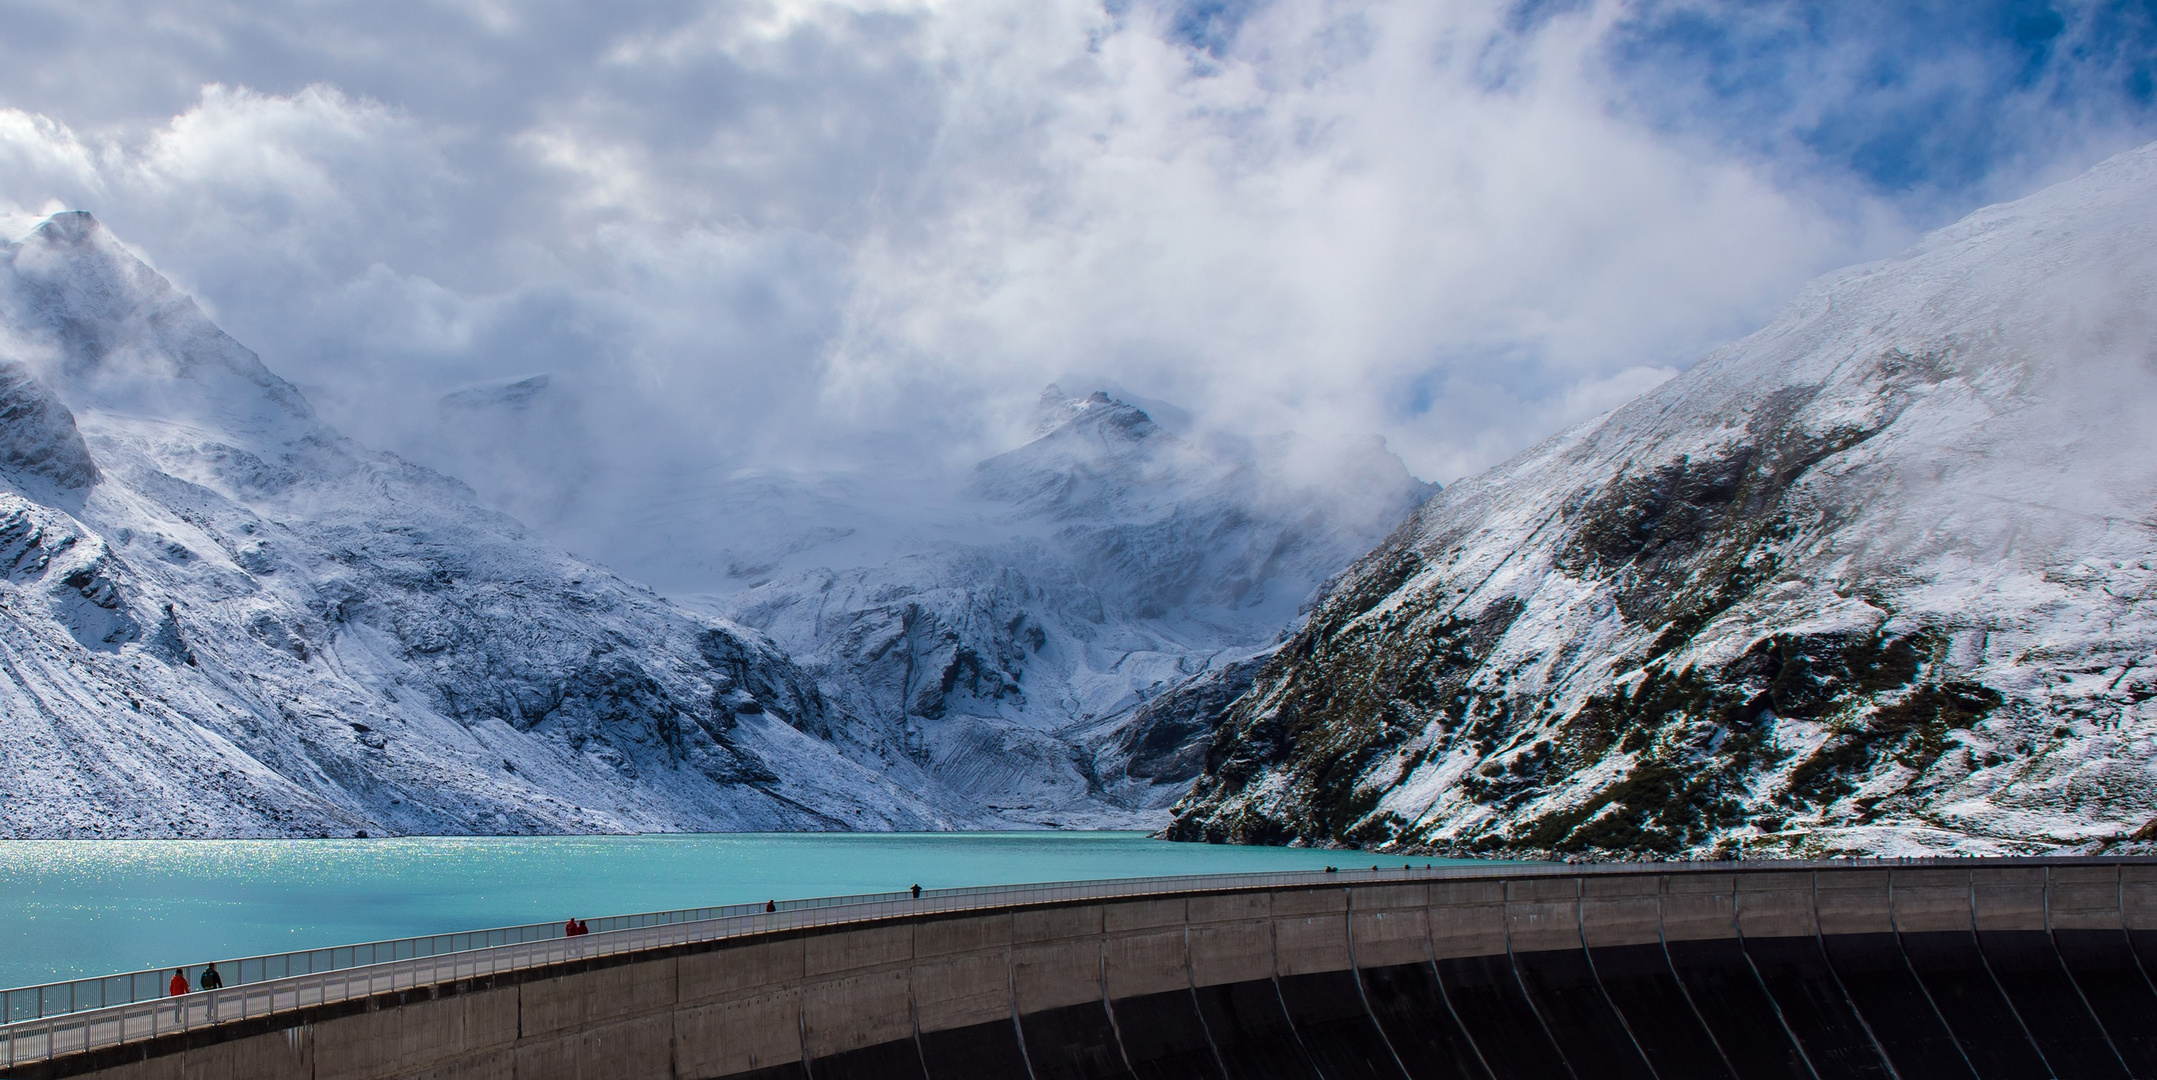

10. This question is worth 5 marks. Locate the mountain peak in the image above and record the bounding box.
[1030,387,1162,444]
[0,214,967,838]
[4,211,318,443]
[29,210,103,248]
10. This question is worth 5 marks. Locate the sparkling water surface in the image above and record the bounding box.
[0,832,1457,989]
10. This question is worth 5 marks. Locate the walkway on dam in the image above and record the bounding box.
[6,857,2157,1080]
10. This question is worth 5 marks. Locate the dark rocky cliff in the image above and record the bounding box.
[1169,142,2157,858]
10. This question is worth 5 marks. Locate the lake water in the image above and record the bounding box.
[0,832,1465,990]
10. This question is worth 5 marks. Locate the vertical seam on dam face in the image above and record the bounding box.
[1422,880,1500,1080]
[1097,926,1137,1078]
[1808,869,1905,1080]
[1725,873,1825,1080]
[1266,898,1324,1077]
[1504,877,1582,1080]
[1653,874,1745,1080]
[1884,868,1984,1080]
[1961,868,2057,1080]
[2101,862,2157,1078]
[2046,864,2137,1078]
[1898,866,1993,1077]
[1009,936,1039,1080]
[1344,885,1413,1080]
[1185,911,1232,1080]
[2116,864,2157,999]
[1436,959,1498,1080]
[908,949,928,1080]
[1576,874,1663,1080]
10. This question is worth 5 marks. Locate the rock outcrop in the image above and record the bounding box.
[1170,141,2157,858]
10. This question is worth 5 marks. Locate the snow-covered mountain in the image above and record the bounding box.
[702,390,1434,828]
[1169,141,2157,859]
[0,212,972,837]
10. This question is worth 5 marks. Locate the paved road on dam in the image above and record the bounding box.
[6,858,2157,1080]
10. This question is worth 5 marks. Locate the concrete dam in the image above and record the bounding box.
[6,859,2157,1080]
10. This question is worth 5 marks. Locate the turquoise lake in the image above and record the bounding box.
[0,832,1468,990]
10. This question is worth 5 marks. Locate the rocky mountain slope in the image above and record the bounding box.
[707,391,1434,828]
[0,212,969,837]
[1169,141,2157,858]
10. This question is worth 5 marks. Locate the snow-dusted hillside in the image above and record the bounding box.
[1170,141,2157,858]
[0,212,971,837]
[706,391,1434,828]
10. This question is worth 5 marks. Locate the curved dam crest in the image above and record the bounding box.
[10,860,2157,1080]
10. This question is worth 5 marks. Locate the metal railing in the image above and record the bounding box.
[0,892,917,1027]
[2,854,2148,1070]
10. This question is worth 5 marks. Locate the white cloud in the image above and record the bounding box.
[0,0,2144,585]
[821,1,1880,471]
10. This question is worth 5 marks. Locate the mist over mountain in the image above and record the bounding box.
[0,1,2152,855]
[700,389,1434,828]
[0,211,1432,837]
[432,368,1434,828]
[1170,141,2157,859]
[0,212,972,837]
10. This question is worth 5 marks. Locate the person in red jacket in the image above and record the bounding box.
[563,918,578,937]
[168,968,189,1023]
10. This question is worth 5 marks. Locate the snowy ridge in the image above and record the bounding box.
[1170,141,2157,858]
[0,213,974,837]
[705,390,1434,829]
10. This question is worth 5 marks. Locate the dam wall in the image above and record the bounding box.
[13,861,2157,1080]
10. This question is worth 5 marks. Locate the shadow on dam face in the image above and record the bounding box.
[22,861,2157,1080]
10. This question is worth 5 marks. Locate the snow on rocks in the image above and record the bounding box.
[1169,140,2157,859]
[0,212,963,837]
[702,389,1435,830]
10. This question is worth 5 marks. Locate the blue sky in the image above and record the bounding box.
[1603,2,2157,198]
[1169,1,2157,201]
[0,0,2152,561]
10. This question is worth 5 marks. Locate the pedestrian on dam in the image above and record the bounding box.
[765,899,776,913]
[168,968,189,1022]
[910,884,921,899]
[199,963,224,1020]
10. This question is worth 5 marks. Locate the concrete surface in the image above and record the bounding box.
[20,861,2157,1080]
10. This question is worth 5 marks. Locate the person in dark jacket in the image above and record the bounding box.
[764,899,775,913]
[910,884,921,899]
[199,963,223,1020]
